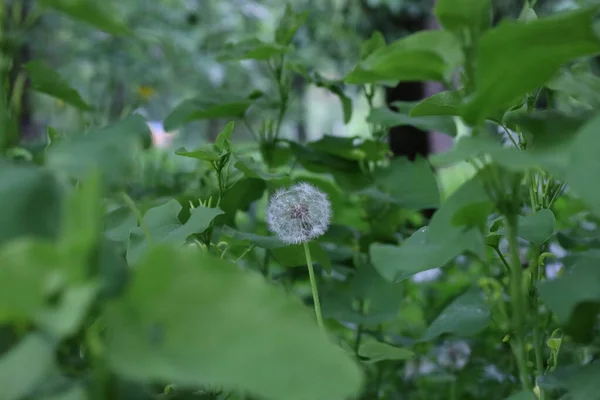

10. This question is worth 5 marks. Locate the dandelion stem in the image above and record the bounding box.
[303,242,324,332]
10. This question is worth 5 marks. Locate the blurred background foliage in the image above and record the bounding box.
[8,0,578,149]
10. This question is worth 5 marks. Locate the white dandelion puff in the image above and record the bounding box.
[266,182,332,245]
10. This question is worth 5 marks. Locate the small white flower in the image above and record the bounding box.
[266,182,331,244]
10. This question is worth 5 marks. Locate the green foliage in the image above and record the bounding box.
[3,1,600,399]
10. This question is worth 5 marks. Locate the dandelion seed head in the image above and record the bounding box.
[266,182,331,244]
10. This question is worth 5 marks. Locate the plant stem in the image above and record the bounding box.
[531,245,546,400]
[303,242,324,331]
[507,215,531,391]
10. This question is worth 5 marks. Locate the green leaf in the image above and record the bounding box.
[548,65,600,109]
[374,156,440,209]
[217,39,288,61]
[127,200,224,265]
[429,133,573,177]
[60,171,103,257]
[35,283,99,339]
[164,91,261,131]
[46,115,151,186]
[370,176,488,281]
[434,0,491,36]
[175,147,221,162]
[538,257,600,343]
[538,364,600,400]
[39,385,88,400]
[0,162,62,245]
[24,61,91,110]
[0,334,56,400]
[504,110,589,144]
[0,240,57,322]
[274,4,308,46]
[345,30,463,84]
[370,228,479,282]
[517,209,555,245]
[322,261,404,324]
[234,156,287,181]
[270,242,332,273]
[104,246,363,400]
[39,0,131,36]
[367,103,457,136]
[358,341,416,364]
[218,226,283,249]
[360,31,386,60]
[504,391,536,400]
[421,287,491,341]
[410,91,463,117]
[462,6,600,124]
[105,206,136,243]
[215,121,235,151]
[565,113,600,217]
[309,135,389,162]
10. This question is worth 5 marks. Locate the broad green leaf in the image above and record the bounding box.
[430,133,571,177]
[104,206,136,243]
[358,341,415,364]
[0,334,56,400]
[504,110,589,143]
[60,171,103,257]
[215,121,235,150]
[434,0,491,36]
[367,104,457,136]
[0,238,90,332]
[39,0,131,36]
[322,261,404,324]
[219,178,267,224]
[548,65,600,109]
[35,283,99,338]
[164,91,262,131]
[218,226,283,249]
[25,61,91,110]
[566,113,600,217]
[39,385,88,400]
[538,364,600,400]
[127,200,223,265]
[345,30,463,84]
[421,287,491,341]
[410,90,463,117]
[309,135,389,162]
[0,240,59,322]
[517,209,555,244]
[46,115,151,186]
[370,176,488,281]
[375,156,440,209]
[270,242,333,273]
[360,31,386,60]
[234,156,287,181]
[462,6,600,124]
[104,246,363,400]
[538,258,600,342]
[274,4,309,46]
[504,391,536,400]
[426,174,491,243]
[217,39,288,61]
[175,147,221,162]
[370,228,481,282]
[436,162,477,201]
[0,162,62,245]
